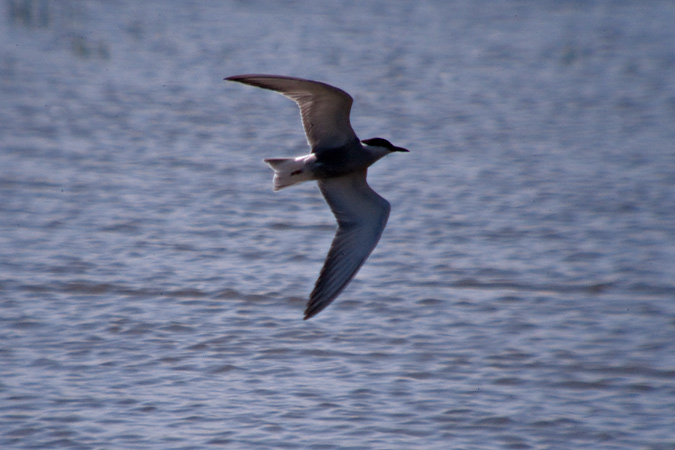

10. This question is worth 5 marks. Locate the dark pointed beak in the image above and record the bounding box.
[394,146,410,152]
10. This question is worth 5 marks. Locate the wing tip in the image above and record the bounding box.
[303,299,324,320]
[225,74,294,83]
[303,291,337,320]
[225,74,250,83]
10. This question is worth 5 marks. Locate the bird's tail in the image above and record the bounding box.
[263,157,313,191]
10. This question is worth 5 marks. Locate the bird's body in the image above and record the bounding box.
[226,74,408,319]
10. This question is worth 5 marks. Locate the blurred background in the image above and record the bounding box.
[1,1,674,449]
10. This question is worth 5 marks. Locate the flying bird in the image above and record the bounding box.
[226,74,408,319]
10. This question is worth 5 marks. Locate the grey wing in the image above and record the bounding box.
[304,170,390,320]
[225,74,357,150]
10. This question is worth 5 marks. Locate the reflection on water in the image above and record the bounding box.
[7,0,109,59]
[7,0,51,28]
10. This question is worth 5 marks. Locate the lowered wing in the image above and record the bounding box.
[304,170,390,319]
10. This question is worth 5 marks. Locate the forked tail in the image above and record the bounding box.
[263,157,313,191]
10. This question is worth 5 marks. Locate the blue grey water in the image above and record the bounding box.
[1,1,674,448]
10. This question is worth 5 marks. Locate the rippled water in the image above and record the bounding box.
[2,1,675,449]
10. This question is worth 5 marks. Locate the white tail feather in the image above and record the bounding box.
[263,156,314,191]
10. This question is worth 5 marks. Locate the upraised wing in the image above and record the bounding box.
[226,74,358,150]
[304,170,390,319]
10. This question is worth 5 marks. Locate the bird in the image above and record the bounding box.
[225,74,408,319]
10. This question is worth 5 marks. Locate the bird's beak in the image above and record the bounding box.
[394,146,410,152]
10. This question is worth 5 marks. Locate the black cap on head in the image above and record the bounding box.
[362,137,409,152]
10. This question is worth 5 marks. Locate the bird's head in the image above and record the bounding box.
[361,137,409,153]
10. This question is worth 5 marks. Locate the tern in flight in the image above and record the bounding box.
[226,74,408,319]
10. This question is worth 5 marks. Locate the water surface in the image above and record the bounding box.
[1,1,674,448]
